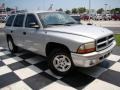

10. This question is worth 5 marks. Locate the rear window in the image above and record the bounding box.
[6,15,15,26]
[13,14,25,27]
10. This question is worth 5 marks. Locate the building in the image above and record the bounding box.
[0,3,7,18]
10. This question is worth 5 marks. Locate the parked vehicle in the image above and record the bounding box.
[111,14,120,20]
[70,15,81,22]
[93,14,103,20]
[102,14,112,20]
[4,11,116,75]
[80,14,90,20]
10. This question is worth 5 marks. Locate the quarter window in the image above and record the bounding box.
[6,15,15,26]
[13,14,25,27]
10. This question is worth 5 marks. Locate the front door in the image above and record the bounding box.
[23,14,45,55]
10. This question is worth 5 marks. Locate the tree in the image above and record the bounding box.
[72,8,78,14]
[78,7,86,14]
[6,7,12,11]
[111,9,115,14]
[115,8,120,13]
[57,8,63,12]
[111,8,120,14]
[65,10,71,14]
[97,8,104,14]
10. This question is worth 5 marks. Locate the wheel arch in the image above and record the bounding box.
[46,42,71,56]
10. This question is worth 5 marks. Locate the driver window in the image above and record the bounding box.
[25,14,39,28]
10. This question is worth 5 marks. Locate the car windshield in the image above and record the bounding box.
[37,12,78,27]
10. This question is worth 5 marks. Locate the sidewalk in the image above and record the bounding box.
[81,20,120,27]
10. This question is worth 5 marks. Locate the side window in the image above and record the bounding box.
[6,15,15,26]
[13,14,25,27]
[25,14,39,28]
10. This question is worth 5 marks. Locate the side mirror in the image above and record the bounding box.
[29,22,40,29]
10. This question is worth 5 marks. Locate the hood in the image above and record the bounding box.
[45,25,113,39]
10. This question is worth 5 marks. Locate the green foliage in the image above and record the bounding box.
[6,7,12,11]
[97,8,104,14]
[114,34,120,46]
[72,8,78,14]
[65,10,71,14]
[71,7,86,14]
[57,8,63,11]
[111,8,120,14]
[78,7,86,14]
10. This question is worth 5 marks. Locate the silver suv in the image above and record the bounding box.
[4,11,116,75]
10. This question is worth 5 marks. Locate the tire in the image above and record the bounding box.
[7,37,18,53]
[48,48,74,76]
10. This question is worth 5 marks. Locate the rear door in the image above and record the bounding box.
[12,14,25,48]
[5,15,15,35]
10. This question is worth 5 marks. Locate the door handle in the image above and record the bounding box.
[23,32,26,35]
[11,30,13,33]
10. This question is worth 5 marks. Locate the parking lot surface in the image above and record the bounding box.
[81,20,120,28]
[0,47,120,90]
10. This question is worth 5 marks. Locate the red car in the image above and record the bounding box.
[111,14,120,20]
[80,14,92,20]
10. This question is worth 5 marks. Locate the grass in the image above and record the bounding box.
[114,34,120,46]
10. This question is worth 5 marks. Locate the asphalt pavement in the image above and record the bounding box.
[106,27,120,34]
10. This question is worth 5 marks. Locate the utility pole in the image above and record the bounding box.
[88,0,92,25]
[109,5,111,14]
[104,4,108,14]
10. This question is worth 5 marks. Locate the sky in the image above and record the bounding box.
[0,0,120,11]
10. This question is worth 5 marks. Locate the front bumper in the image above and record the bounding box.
[71,41,116,67]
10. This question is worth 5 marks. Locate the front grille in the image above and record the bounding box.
[96,35,114,51]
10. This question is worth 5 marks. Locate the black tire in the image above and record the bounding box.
[7,37,18,53]
[48,48,74,76]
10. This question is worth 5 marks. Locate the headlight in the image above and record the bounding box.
[77,42,96,54]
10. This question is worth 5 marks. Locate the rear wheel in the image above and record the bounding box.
[48,48,74,76]
[7,37,18,53]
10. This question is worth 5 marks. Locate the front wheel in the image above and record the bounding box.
[48,49,74,76]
